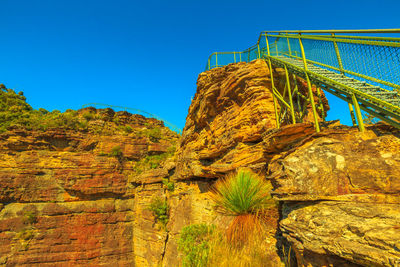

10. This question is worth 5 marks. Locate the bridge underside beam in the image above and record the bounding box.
[266,56,400,131]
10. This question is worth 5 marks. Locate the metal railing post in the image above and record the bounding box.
[266,34,280,128]
[239,52,242,62]
[332,33,357,127]
[257,44,261,59]
[347,103,357,126]
[216,53,218,68]
[284,65,296,124]
[286,32,292,56]
[351,93,365,132]
[298,34,320,132]
[317,88,325,121]
[248,48,250,62]
[234,52,236,63]
[292,74,303,122]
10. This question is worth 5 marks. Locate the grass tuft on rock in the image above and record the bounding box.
[148,197,169,229]
[210,169,275,245]
[178,224,215,267]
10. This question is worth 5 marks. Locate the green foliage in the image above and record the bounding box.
[178,224,215,267]
[0,86,33,133]
[82,111,95,121]
[162,178,175,191]
[0,85,95,133]
[0,85,89,133]
[16,228,35,241]
[112,117,121,124]
[148,197,169,228]
[211,169,274,216]
[109,145,123,158]
[0,85,175,151]
[148,127,161,142]
[98,151,108,156]
[133,152,171,173]
[124,125,133,133]
[167,144,176,154]
[23,211,37,225]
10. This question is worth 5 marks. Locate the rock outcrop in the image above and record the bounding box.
[171,60,399,266]
[1,59,399,267]
[176,59,328,180]
[268,125,400,266]
[0,109,179,266]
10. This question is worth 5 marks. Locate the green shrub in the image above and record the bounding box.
[167,144,176,155]
[124,125,133,133]
[210,169,275,244]
[162,178,175,191]
[148,127,161,142]
[178,224,215,267]
[211,169,274,215]
[16,228,35,241]
[109,145,123,158]
[38,108,48,115]
[23,211,37,225]
[148,197,169,229]
[82,111,95,121]
[133,153,172,174]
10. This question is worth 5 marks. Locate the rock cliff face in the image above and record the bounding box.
[1,59,399,266]
[176,60,328,180]
[172,60,399,266]
[269,126,400,266]
[0,109,179,266]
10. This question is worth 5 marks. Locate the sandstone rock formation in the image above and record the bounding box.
[176,59,329,181]
[171,60,399,266]
[1,59,399,267]
[0,109,179,266]
[268,125,400,266]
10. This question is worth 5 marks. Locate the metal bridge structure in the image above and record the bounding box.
[205,29,400,132]
[82,103,182,134]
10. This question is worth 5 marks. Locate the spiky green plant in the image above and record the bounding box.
[210,169,275,244]
[211,169,274,215]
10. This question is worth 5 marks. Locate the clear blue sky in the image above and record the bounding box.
[1,0,399,129]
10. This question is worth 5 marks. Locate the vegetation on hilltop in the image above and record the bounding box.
[0,84,179,139]
[0,84,90,133]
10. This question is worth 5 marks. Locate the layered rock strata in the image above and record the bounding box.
[268,126,400,266]
[0,110,179,266]
[171,60,399,266]
[1,59,399,267]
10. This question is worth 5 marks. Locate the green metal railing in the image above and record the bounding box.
[205,29,400,132]
[82,103,182,134]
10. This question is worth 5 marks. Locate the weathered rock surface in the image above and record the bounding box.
[268,125,400,266]
[0,109,179,266]
[175,59,328,181]
[173,60,400,266]
[0,199,134,266]
[269,126,400,202]
[2,59,399,267]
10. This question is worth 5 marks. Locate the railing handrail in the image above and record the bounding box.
[204,29,400,132]
[262,29,400,34]
[207,29,400,62]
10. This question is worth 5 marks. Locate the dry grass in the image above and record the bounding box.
[178,169,281,267]
[207,226,280,267]
[210,169,276,246]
